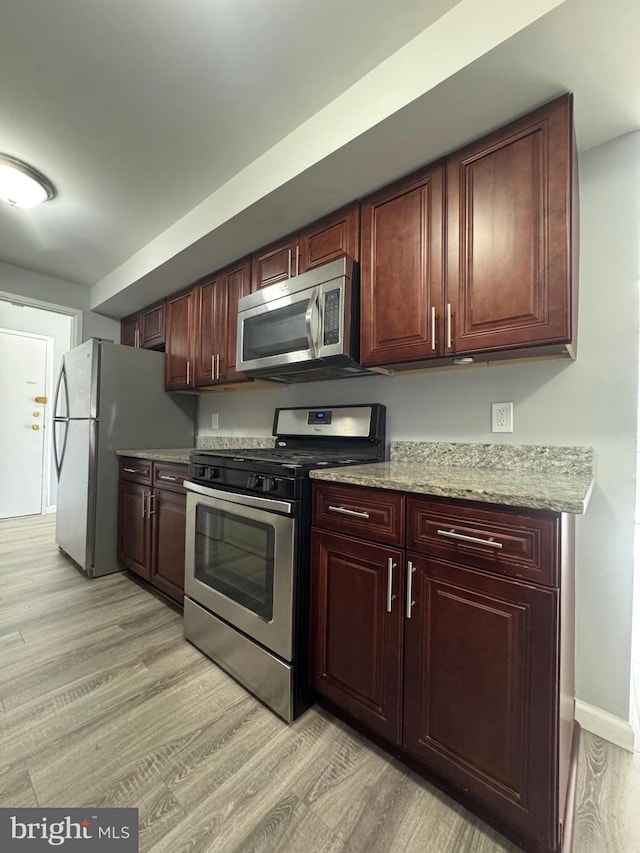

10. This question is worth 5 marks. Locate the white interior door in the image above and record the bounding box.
[0,329,48,518]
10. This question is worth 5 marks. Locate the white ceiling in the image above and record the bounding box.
[1,0,638,318]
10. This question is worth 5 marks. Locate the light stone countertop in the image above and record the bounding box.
[310,461,594,514]
[116,448,194,464]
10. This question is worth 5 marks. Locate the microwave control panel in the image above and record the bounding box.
[323,289,340,345]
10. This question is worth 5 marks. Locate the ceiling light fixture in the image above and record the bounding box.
[0,154,56,209]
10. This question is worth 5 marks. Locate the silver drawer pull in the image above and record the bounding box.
[158,475,178,481]
[436,528,503,549]
[327,505,370,519]
[124,467,140,474]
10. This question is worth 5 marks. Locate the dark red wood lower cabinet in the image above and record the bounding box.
[151,488,186,602]
[117,480,151,580]
[403,554,558,851]
[310,529,404,744]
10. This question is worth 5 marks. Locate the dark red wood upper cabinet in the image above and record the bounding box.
[360,163,445,366]
[297,203,360,274]
[447,94,575,355]
[164,288,195,390]
[250,203,360,291]
[121,315,139,348]
[403,554,558,850]
[251,234,298,290]
[140,301,166,349]
[222,257,251,381]
[310,529,404,745]
[193,275,223,386]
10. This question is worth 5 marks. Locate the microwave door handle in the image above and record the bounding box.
[304,291,321,356]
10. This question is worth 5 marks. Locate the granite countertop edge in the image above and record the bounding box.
[309,462,595,514]
[116,448,194,464]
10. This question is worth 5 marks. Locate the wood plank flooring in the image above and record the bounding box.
[1,514,638,852]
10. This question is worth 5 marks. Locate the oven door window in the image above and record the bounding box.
[194,503,275,620]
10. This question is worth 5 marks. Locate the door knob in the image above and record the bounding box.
[32,424,40,430]
[34,396,48,404]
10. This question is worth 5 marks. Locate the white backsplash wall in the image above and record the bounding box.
[198,132,640,729]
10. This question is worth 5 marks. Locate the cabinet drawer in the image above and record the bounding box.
[153,462,188,493]
[313,483,404,546]
[119,457,152,485]
[407,497,559,587]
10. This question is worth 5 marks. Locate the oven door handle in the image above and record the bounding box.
[183,480,294,515]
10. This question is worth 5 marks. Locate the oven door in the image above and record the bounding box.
[237,285,321,373]
[184,481,296,661]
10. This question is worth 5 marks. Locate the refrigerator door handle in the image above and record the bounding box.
[53,418,69,479]
[54,361,70,420]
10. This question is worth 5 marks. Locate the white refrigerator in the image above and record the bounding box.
[53,339,195,577]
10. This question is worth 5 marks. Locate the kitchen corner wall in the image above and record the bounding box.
[0,261,121,344]
[198,131,640,724]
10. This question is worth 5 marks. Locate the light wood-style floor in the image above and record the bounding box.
[1,514,639,853]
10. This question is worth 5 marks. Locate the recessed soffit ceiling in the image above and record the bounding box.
[0,0,638,318]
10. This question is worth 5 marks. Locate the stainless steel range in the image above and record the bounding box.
[183,404,386,721]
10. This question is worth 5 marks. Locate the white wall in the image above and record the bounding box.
[197,132,640,722]
[0,302,73,509]
[0,261,121,344]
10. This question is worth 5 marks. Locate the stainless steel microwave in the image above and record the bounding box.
[236,257,374,382]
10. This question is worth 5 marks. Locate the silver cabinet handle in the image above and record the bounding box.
[135,328,139,348]
[211,355,215,381]
[327,505,370,519]
[148,493,156,515]
[287,248,292,279]
[186,361,191,385]
[295,245,300,276]
[158,475,178,481]
[406,561,416,618]
[436,528,503,549]
[431,306,436,350]
[141,490,147,518]
[216,353,220,379]
[386,558,396,613]
[446,303,452,349]
[124,467,140,474]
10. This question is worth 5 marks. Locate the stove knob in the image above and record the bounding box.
[207,468,220,480]
[261,477,277,492]
[247,474,260,489]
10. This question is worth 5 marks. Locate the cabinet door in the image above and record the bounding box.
[165,289,195,389]
[151,488,186,603]
[447,94,574,354]
[298,203,360,273]
[251,234,298,290]
[140,301,166,349]
[193,276,224,386]
[404,554,558,849]
[221,258,251,382]
[121,315,139,348]
[310,529,404,744]
[360,163,445,366]
[117,480,151,580]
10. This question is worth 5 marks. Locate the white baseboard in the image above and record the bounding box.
[44,505,56,514]
[575,699,635,752]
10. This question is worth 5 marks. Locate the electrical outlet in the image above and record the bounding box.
[211,413,219,429]
[491,402,513,433]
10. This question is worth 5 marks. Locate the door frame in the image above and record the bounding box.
[0,327,55,516]
[0,291,83,346]
[0,290,82,513]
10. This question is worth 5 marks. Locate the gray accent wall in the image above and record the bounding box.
[197,132,640,723]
